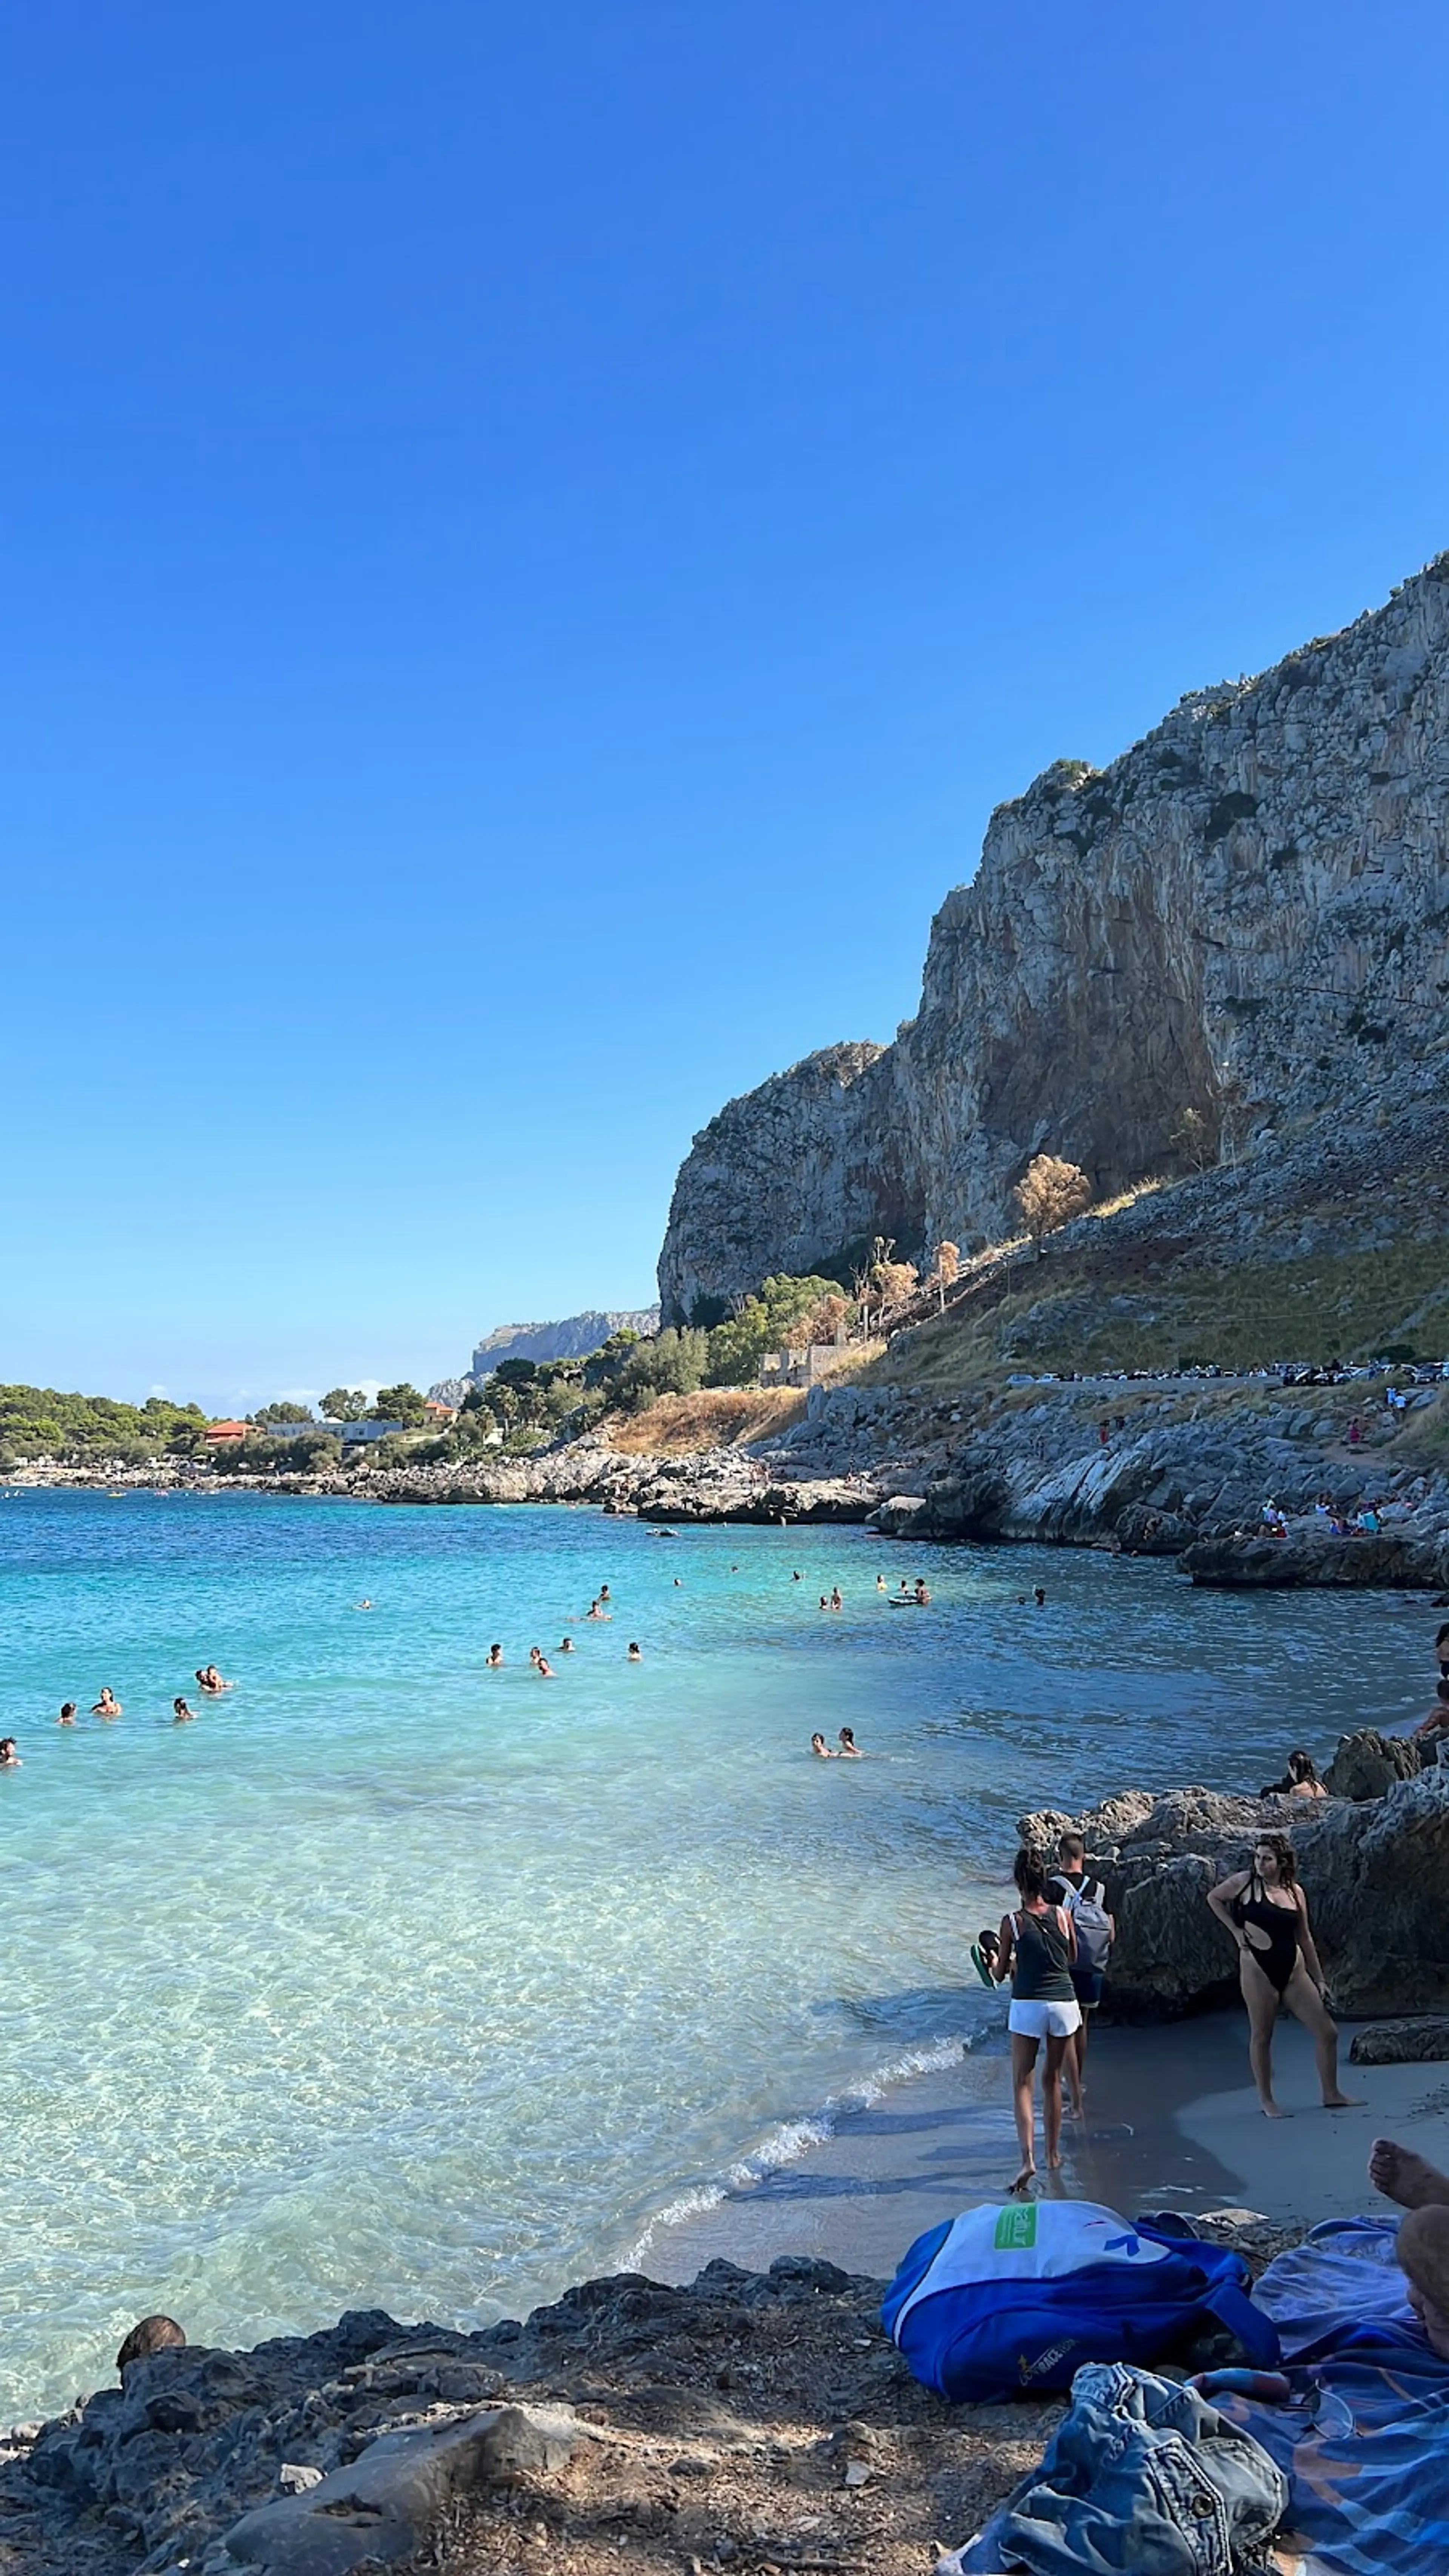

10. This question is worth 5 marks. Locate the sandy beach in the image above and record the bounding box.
[646,2010,1447,2287]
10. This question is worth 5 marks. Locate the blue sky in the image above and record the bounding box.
[3,3,1448,1411]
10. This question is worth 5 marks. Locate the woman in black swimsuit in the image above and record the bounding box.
[1208,1835,1358,2118]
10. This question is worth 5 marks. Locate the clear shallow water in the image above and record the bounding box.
[0,1489,1431,2416]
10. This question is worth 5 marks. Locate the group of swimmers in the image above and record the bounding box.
[485,1588,648,1677]
[0,1667,237,1765]
[810,1727,864,1758]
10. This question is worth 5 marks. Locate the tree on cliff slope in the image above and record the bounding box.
[1014,1155,1092,1257]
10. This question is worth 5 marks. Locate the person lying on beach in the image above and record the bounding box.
[1206,1836,1359,2118]
[57,1702,77,1726]
[837,1727,863,1757]
[173,1698,196,1723]
[1258,1749,1327,1799]
[627,1641,642,1661]
[1366,2141,1449,2358]
[990,1848,1080,2192]
[0,1738,20,1767]
[486,1644,504,1667]
[93,1688,122,1718]
[810,1732,837,1758]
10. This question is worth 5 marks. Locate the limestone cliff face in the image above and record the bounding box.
[659,555,1449,1319]
[657,1042,907,1325]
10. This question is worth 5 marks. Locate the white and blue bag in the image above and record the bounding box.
[882,2202,1280,2403]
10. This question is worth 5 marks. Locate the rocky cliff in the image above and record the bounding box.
[659,554,1449,1320]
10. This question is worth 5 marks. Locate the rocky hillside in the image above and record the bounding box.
[659,552,1449,1320]
[470,1310,660,1378]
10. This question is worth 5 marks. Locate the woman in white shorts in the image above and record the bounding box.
[991,1848,1081,2193]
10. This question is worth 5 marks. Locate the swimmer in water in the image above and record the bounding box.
[914,1578,931,1604]
[486,1644,504,1668]
[830,1586,843,1611]
[559,1636,575,1653]
[627,1641,642,1661]
[197,1666,232,1694]
[172,1698,196,1723]
[810,1732,837,1758]
[0,1737,21,1767]
[818,1595,829,1611]
[838,1727,863,1758]
[599,1584,611,1604]
[673,1576,682,1587]
[877,1575,888,1592]
[792,1570,802,1583]
[535,1652,554,1678]
[57,1702,77,1726]
[1033,1587,1046,1608]
[586,1599,610,1621]
[357,1598,374,1611]
[93,1688,122,1719]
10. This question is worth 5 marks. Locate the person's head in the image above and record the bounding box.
[1034,1587,1046,1605]
[839,1727,856,1747]
[0,1738,15,1760]
[628,1641,641,1657]
[60,1702,75,1721]
[811,1733,827,1752]
[1058,1829,1086,1869]
[1286,1749,1318,1784]
[195,1669,206,1684]
[173,1698,186,1714]
[1254,1834,1297,1889]
[115,2315,186,2375]
[1013,1847,1048,1901]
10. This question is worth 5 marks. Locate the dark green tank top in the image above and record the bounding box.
[1012,1907,1075,2003]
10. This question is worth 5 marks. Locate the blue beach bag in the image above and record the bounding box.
[882,2201,1280,2403]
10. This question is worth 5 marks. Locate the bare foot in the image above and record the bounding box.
[1260,2102,1292,2119]
[1398,2207,1449,2357]
[1008,2165,1036,2196]
[1046,2149,1063,2170]
[1323,2093,1364,2110]
[1371,2139,1449,2209]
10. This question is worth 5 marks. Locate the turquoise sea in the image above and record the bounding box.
[0,1489,1431,2417]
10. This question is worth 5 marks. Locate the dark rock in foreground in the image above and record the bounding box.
[1349,2016,1449,2064]
[1179,1530,1444,1589]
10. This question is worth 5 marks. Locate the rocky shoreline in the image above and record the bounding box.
[0,2217,1301,2576]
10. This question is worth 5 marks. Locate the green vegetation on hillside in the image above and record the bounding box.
[0,1386,209,1468]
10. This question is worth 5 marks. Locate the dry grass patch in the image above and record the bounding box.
[605,1388,807,1454]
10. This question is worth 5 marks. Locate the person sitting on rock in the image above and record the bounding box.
[1412,1679,1449,1742]
[1368,2142,1449,2359]
[1258,1749,1327,1800]
[116,2315,186,2374]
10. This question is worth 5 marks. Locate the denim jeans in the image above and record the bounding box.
[961,2361,1288,2575]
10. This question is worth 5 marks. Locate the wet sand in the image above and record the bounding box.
[647,2014,1448,2285]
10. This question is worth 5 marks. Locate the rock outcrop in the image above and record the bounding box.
[659,553,1449,1316]
[1020,1772,1449,2021]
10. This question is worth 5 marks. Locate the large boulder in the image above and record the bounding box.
[1324,1728,1426,1802]
[1178,1530,1441,1589]
[1018,1774,1449,2020]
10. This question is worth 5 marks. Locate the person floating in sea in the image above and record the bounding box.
[57,1702,77,1726]
[586,1598,610,1621]
[535,1651,554,1677]
[914,1577,931,1604]
[627,1641,642,1661]
[486,1644,504,1667]
[810,1732,837,1758]
[357,1598,374,1611]
[989,1848,1081,2194]
[0,1737,21,1767]
[1206,1833,1360,2118]
[1033,1586,1047,1608]
[93,1688,122,1719]
[830,1586,843,1610]
[598,1584,611,1604]
[172,1698,196,1723]
[877,1574,888,1592]
[837,1727,863,1757]
[818,1594,829,1611]
[196,1666,232,1695]
[792,1570,802,1582]
[559,1636,575,1653]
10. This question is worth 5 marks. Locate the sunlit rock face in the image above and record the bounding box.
[659,554,1449,1318]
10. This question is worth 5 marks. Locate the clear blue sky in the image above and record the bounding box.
[3,3,1448,1412]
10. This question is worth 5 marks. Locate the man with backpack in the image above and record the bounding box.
[1048,1830,1114,2108]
